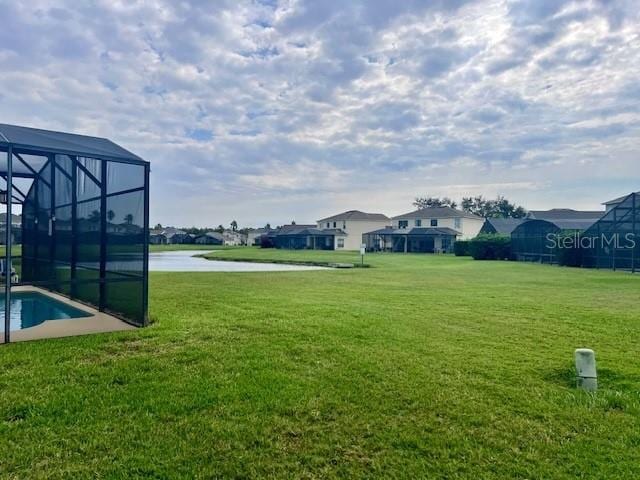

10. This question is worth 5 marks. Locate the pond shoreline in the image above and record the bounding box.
[199,253,368,268]
[149,250,330,272]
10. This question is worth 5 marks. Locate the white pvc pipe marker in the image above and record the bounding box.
[575,348,597,392]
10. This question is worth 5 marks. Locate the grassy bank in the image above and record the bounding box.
[1,254,639,478]
[204,246,369,267]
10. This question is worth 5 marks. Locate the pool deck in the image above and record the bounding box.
[2,286,135,344]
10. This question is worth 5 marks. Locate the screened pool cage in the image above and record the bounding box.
[0,124,150,343]
[511,195,639,273]
[582,192,639,272]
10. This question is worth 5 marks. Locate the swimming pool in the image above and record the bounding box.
[1,292,93,331]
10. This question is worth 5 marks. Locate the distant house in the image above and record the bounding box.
[194,232,223,245]
[274,224,346,250]
[164,229,193,244]
[363,207,483,253]
[0,213,22,245]
[479,217,526,236]
[149,229,168,245]
[316,210,390,250]
[247,228,273,246]
[222,230,246,246]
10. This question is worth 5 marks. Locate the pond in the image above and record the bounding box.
[149,250,328,272]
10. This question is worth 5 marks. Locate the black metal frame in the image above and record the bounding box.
[510,220,561,264]
[1,136,150,344]
[363,231,457,253]
[581,193,639,273]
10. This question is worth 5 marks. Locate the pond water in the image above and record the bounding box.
[149,250,327,272]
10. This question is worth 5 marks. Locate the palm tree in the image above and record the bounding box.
[107,210,115,223]
[230,220,238,231]
[124,214,134,225]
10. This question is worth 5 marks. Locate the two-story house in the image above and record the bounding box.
[317,210,391,250]
[363,206,484,253]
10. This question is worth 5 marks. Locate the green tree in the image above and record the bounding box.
[124,214,134,225]
[230,220,238,231]
[461,195,526,218]
[413,196,458,209]
[107,210,115,223]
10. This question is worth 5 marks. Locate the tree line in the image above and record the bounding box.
[413,195,527,218]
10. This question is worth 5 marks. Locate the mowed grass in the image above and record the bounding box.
[1,251,640,478]
[205,246,367,266]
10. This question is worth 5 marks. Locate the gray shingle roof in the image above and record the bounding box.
[364,227,460,236]
[277,227,347,236]
[317,210,390,223]
[528,209,603,222]
[278,224,316,233]
[392,206,482,220]
[516,218,597,232]
[481,217,526,235]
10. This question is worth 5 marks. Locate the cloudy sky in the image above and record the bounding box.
[0,0,638,227]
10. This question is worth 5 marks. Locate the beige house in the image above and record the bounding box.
[363,207,484,253]
[392,207,484,240]
[317,210,391,250]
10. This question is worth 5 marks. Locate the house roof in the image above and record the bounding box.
[278,224,316,233]
[317,210,390,223]
[164,229,187,238]
[0,123,144,163]
[203,232,224,240]
[603,192,640,205]
[364,227,460,236]
[392,206,482,220]
[528,209,604,222]
[516,218,597,232]
[482,217,526,235]
[277,227,347,236]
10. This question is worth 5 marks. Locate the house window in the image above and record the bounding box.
[398,220,409,229]
[337,238,344,248]
[454,218,462,229]
[415,219,422,227]
[326,222,330,228]
[333,221,337,228]
[343,221,346,229]
[430,219,438,227]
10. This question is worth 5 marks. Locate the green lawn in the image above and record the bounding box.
[1,252,640,478]
[204,246,367,266]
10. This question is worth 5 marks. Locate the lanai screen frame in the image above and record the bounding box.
[0,126,150,343]
[581,193,639,272]
[511,219,561,263]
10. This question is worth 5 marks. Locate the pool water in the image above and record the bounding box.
[0,292,93,331]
